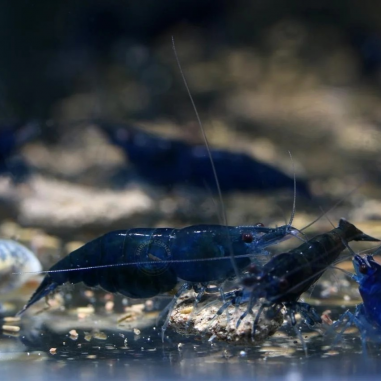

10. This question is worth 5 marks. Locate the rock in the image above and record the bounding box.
[169,292,283,344]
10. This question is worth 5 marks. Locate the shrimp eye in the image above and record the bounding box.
[242,233,253,243]
[359,263,368,274]
[248,263,259,274]
[255,223,265,227]
[279,278,289,290]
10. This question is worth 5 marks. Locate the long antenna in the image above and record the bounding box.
[300,183,364,232]
[171,37,241,279]
[288,151,296,228]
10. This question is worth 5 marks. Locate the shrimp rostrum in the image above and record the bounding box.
[18,220,300,317]
[215,219,379,341]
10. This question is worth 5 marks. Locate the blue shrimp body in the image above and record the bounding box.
[331,254,381,351]
[20,228,178,312]
[99,122,311,197]
[170,225,268,283]
[19,223,292,315]
[353,254,381,327]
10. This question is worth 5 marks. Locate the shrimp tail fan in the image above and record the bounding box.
[339,219,379,242]
[17,276,58,316]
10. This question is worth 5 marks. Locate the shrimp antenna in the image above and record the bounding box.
[309,246,379,284]
[171,37,241,280]
[372,245,381,257]
[12,251,268,275]
[330,265,357,279]
[320,206,336,229]
[288,150,296,228]
[283,151,308,242]
[300,182,364,232]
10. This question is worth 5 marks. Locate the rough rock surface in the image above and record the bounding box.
[169,293,283,345]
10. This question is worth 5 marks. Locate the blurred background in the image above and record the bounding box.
[1,0,381,378]
[2,0,381,236]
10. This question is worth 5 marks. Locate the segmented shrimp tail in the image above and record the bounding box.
[17,277,58,316]
[355,232,380,242]
[339,219,380,242]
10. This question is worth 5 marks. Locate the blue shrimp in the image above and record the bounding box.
[332,253,381,352]
[99,122,311,197]
[213,219,379,351]
[17,221,300,317]
[0,121,40,182]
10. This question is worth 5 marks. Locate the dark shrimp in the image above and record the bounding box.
[332,253,381,352]
[17,221,300,318]
[99,122,311,197]
[0,121,40,182]
[214,219,379,350]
